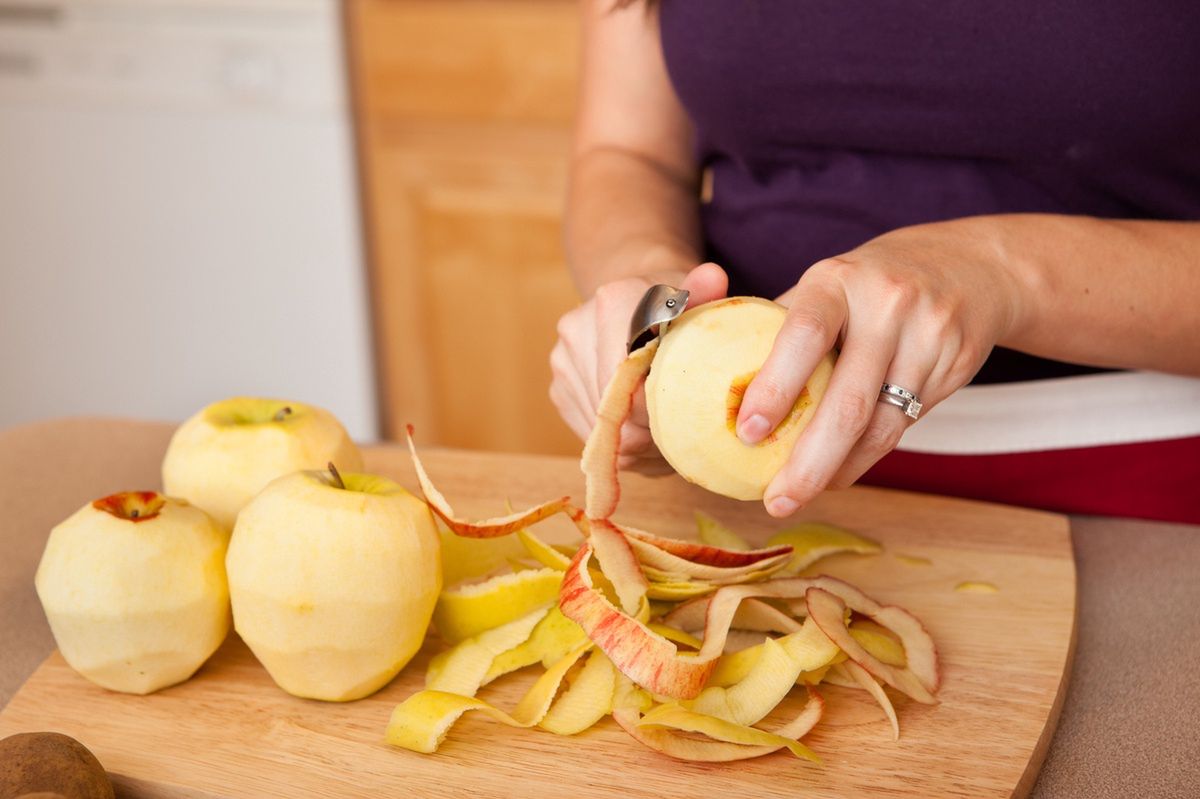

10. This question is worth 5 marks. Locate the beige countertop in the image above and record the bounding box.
[2,418,1197,798]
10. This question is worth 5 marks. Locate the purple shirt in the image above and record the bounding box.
[659,1,1200,382]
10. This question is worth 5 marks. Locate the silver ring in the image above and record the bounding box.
[879,383,923,420]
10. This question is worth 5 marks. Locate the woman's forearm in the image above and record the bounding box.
[565,146,703,298]
[986,214,1200,375]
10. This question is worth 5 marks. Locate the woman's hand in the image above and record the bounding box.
[550,263,728,467]
[735,219,1031,517]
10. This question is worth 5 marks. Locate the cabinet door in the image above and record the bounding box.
[349,0,582,455]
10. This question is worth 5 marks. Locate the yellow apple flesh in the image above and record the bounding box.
[226,469,441,701]
[645,297,836,500]
[162,397,363,529]
[35,491,230,695]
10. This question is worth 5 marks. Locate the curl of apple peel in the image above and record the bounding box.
[405,424,569,537]
[432,568,564,644]
[386,641,593,753]
[613,680,824,763]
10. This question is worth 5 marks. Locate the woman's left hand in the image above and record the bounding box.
[735,218,1031,517]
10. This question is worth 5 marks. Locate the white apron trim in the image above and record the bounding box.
[897,371,1200,455]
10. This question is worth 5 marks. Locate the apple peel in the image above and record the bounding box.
[432,568,563,644]
[840,660,900,740]
[665,596,803,635]
[517,529,573,571]
[406,426,570,538]
[425,607,550,695]
[636,703,821,763]
[539,650,618,735]
[589,519,648,616]
[806,587,937,704]
[850,624,907,668]
[767,523,882,575]
[694,510,751,551]
[610,674,824,764]
[560,550,875,700]
[484,607,587,684]
[580,340,659,520]
[616,520,793,569]
[559,542,719,699]
[625,535,792,584]
[804,577,939,692]
[645,581,719,601]
[438,524,530,587]
[387,642,592,753]
[390,326,943,764]
[686,618,838,726]
[678,574,938,696]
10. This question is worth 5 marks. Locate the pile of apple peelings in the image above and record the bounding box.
[387,342,941,763]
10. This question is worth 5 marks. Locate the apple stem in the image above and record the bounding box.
[130,509,140,519]
[327,462,346,490]
[274,406,294,422]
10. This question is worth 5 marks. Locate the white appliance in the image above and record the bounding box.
[0,0,378,440]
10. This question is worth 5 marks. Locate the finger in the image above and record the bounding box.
[550,337,597,419]
[618,418,653,457]
[680,262,729,309]
[828,344,934,489]
[549,341,597,441]
[595,286,641,410]
[736,275,847,445]
[560,303,601,412]
[549,377,593,442]
[763,320,898,517]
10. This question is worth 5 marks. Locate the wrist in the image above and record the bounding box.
[969,214,1052,349]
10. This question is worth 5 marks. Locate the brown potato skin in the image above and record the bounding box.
[0,732,113,799]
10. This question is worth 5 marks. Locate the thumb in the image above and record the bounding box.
[680,262,728,309]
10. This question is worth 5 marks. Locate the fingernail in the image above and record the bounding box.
[767,496,800,517]
[738,414,771,444]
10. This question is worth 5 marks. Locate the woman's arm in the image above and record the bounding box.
[565,0,701,294]
[551,0,726,456]
[733,214,1200,517]
[994,215,1200,374]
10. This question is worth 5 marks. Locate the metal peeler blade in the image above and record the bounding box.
[627,284,690,354]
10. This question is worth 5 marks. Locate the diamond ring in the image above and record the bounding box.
[879,383,923,420]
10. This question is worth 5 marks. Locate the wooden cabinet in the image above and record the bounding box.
[347,0,582,455]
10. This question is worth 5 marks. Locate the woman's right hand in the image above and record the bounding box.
[549,263,729,467]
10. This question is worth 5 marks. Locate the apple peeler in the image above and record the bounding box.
[627,284,690,354]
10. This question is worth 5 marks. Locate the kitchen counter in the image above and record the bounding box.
[2,418,1197,798]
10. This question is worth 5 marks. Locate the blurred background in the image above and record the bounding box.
[0,0,582,454]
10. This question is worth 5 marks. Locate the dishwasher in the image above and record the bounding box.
[0,0,378,439]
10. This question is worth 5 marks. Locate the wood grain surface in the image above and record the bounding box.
[348,0,583,456]
[0,446,1076,798]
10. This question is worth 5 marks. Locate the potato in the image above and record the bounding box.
[0,732,113,799]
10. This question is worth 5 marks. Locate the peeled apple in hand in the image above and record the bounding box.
[35,492,230,695]
[162,397,363,529]
[226,467,441,701]
[645,297,835,501]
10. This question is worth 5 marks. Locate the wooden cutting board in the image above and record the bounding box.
[0,446,1076,798]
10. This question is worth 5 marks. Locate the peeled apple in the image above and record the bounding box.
[645,297,836,501]
[35,491,230,695]
[162,397,363,530]
[226,469,440,701]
